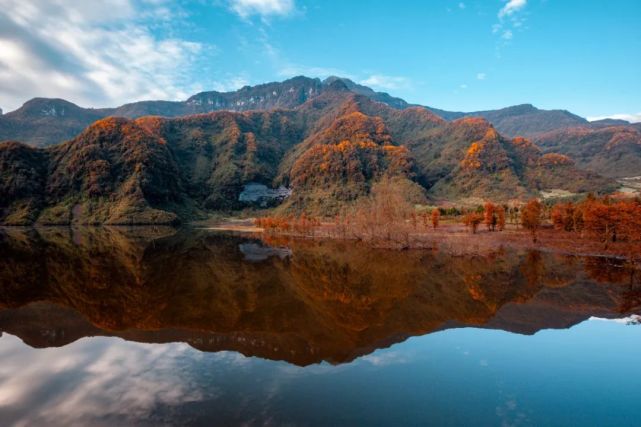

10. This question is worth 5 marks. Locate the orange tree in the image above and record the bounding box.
[431,209,440,229]
[521,199,543,242]
[463,212,484,234]
[483,202,499,231]
[497,206,506,231]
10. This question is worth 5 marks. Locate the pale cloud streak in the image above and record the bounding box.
[502,30,513,40]
[0,0,209,111]
[498,0,527,19]
[0,334,203,426]
[587,112,641,124]
[492,0,528,49]
[360,74,411,91]
[211,76,251,92]
[228,0,295,18]
[278,64,351,79]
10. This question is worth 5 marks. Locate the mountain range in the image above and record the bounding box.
[2,76,640,146]
[0,76,638,225]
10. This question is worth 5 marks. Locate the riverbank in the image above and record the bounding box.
[202,217,641,262]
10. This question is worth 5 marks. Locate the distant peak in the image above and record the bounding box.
[15,97,83,118]
[454,116,491,127]
[20,98,74,109]
[87,116,130,129]
[503,104,538,114]
[323,76,356,86]
[322,75,340,84]
[324,79,350,92]
[283,75,321,84]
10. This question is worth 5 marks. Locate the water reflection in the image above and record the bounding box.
[1,227,640,366]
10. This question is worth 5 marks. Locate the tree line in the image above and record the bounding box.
[254,182,641,251]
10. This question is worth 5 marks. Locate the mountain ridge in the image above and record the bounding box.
[2,75,633,147]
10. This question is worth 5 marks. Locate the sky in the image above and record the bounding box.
[0,0,640,121]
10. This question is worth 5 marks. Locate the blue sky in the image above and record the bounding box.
[1,0,640,121]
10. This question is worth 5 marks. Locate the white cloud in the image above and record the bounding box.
[493,0,527,48]
[229,0,294,18]
[458,2,466,9]
[498,0,527,19]
[459,84,468,89]
[0,0,210,111]
[254,27,348,81]
[278,64,350,79]
[476,73,486,80]
[590,315,641,324]
[587,112,641,123]
[0,334,204,425]
[211,76,251,92]
[361,350,411,367]
[359,74,411,91]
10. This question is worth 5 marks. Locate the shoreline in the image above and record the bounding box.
[2,220,638,262]
[203,218,641,262]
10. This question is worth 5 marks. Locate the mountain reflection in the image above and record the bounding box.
[0,227,640,366]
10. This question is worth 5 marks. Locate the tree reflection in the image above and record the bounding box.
[0,227,639,366]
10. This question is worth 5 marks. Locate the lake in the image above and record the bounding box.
[0,227,640,426]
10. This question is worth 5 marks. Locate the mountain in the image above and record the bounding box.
[0,76,602,147]
[0,98,105,147]
[0,88,614,225]
[322,76,411,110]
[430,104,590,138]
[0,117,190,225]
[533,125,641,178]
[0,77,365,147]
[589,118,632,128]
[0,141,48,224]
[408,117,613,201]
[298,78,593,139]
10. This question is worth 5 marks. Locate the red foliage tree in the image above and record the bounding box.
[551,202,578,232]
[582,198,641,246]
[521,199,542,242]
[431,209,440,229]
[497,206,506,231]
[463,212,483,234]
[484,202,498,231]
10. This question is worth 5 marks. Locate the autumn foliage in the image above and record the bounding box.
[551,202,582,232]
[549,197,641,245]
[431,209,440,229]
[256,177,426,248]
[463,212,483,234]
[255,214,321,235]
[459,202,507,234]
[253,191,641,260]
[346,177,416,246]
[521,199,543,242]
[497,207,506,231]
[582,198,641,245]
[483,202,498,231]
[290,112,413,192]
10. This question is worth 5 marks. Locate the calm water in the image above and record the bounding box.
[0,227,640,426]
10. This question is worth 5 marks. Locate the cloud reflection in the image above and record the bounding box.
[0,335,202,426]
